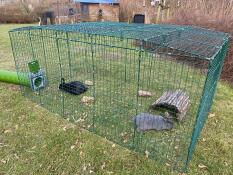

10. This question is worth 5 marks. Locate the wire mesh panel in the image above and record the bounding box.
[9,22,230,171]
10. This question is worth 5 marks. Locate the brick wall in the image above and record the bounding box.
[120,0,172,23]
[80,3,119,22]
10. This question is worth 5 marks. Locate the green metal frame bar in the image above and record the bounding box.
[184,38,230,171]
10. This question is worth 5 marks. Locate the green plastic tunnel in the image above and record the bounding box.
[0,70,30,86]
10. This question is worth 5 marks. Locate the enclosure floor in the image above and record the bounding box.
[21,54,205,170]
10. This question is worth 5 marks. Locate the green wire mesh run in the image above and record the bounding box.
[9,22,230,171]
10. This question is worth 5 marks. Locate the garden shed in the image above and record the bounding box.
[74,0,119,22]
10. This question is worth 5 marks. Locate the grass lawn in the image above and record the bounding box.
[0,24,233,175]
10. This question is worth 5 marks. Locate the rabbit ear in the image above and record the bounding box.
[61,78,65,84]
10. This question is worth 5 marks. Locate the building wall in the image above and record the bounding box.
[119,0,154,23]
[120,0,173,23]
[80,3,119,22]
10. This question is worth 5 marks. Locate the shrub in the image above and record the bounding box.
[165,0,233,84]
[0,0,52,23]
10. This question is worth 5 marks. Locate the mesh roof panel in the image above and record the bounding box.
[10,22,230,60]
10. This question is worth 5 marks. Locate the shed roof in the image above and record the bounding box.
[73,0,119,4]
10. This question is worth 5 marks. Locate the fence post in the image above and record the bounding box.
[90,34,96,132]
[184,39,230,171]
[133,39,143,148]
[55,31,65,117]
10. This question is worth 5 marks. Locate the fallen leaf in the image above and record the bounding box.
[209,113,215,118]
[138,90,152,97]
[4,129,12,134]
[0,159,7,164]
[14,154,19,159]
[31,146,36,149]
[224,161,228,166]
[0,143,7,148]
[80,151,84,157]
[15,125,19,130]
[84,80,93,86]
[101,162,106,170]
[198,164,208,169]
[75,118,85,123]
[63,126,67,131]
[83,165,87,171]
[145,150,149,158]
[81,96,94,104]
